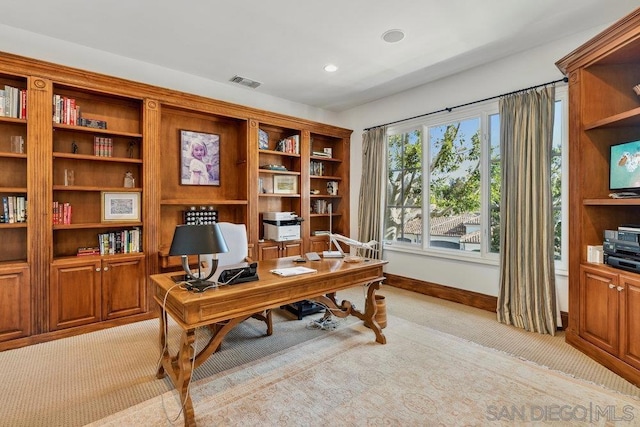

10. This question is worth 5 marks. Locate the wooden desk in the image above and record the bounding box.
[151,257,387,426]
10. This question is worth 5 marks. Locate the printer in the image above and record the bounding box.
[263,212,303,241]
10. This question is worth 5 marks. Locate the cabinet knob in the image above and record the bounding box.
[609,283,615,289]
[95,268,101,272]
[103,266,109,271]
[617,286,623,292]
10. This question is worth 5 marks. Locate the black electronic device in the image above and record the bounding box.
[219,262,259,285]
[606,255,640,273]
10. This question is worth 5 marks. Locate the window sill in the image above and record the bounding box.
[383,243,499,267]
[384,243,569,275]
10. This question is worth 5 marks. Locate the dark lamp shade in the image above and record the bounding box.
[169,223,229,256]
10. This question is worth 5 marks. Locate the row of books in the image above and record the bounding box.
[97,228,142,255]
[53,94,108,129]
[1,196,27,223]
[275,135,300,154]
[53,201,72,224]
[311,199,333,214]
[310,161,326,176]
[53,94,80,125]
[94,136,113,157]
[312,149,332,158]
[0,85,27,119]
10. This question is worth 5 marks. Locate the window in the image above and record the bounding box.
[384,88,567,268]
[386,130,422,244]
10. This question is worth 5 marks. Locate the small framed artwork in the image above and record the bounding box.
[273,175,298,194]
[180,130,221,186]
[101,191,141,222]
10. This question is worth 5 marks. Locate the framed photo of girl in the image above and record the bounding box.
[180,130,221,186]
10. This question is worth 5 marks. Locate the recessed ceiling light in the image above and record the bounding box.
[382,29,405,43]
[324,64,338,73]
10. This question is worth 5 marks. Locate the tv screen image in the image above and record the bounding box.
[610,140,640,192]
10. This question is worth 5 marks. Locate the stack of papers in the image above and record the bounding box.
[270,266,317,277]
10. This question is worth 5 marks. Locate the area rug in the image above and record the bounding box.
[88,316,639,426]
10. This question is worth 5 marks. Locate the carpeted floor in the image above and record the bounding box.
[0,285,638,426]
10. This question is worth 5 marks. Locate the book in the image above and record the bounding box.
[269,266,317,277]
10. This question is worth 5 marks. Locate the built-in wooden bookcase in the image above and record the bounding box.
[308,132,348,252]
[256,123,302,246]
[50,84,144,259]
[0,50,351,349]
[556,7,640,386]
[158,106,249,267]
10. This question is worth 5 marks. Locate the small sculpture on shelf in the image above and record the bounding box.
[128,141,136,158]
[71,141,78,154]
[124,171,135,188]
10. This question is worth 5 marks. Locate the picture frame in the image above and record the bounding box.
[101,191,141,222]
[180,130,221,186]
[273,175,298,194]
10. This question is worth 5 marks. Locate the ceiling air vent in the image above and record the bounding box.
[229,75,261,89]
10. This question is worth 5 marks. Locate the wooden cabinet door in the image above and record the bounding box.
[0,264,30,342]
[310,238,329,253]
[102,255,146,320]
[50,259,101,330]
[579,265,619,355]
[282,240,302,257]
[258,241,281,260]
[619,274,640,370]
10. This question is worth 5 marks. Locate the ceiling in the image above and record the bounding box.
[1,1,637,111]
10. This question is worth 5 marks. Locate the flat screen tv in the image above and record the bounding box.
[610,140,640,194]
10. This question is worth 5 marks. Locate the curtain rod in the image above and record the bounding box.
[363,76,568,131]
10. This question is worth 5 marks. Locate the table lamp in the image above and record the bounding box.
[169,223,229,292]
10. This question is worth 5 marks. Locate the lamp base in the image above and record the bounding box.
[184,278,216,293]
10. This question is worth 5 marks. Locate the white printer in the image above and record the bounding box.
[263,212,302,241]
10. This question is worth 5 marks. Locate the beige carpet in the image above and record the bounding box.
[89,315,639,426]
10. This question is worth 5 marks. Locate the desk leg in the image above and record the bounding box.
[310,279,386,344]
[362,281,386,344]
[156,307,168,379]
[176,329,196,427]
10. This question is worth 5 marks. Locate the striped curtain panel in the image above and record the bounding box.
[357,127,386,259]
[497,86,557,335]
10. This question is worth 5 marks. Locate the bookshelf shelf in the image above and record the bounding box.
[52,152,143,164]
[0,222,27,229]
[0,152,27,160]
[53,185,142,192]
[0,187,27,193]
[53,222,143,230]
[258,149,300,158]
[310,155,341,162]
[53,123,142,138]
[310,175,342,181]
[160,199,248,206]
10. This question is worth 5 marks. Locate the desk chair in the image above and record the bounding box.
[201,222,272,335]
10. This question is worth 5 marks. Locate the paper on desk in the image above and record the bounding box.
[269,266,317,276]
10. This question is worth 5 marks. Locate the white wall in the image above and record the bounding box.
[342,25,611,313]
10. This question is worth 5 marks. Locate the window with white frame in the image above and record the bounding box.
[384,87,567,269]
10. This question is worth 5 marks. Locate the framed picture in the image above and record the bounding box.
[180,130,220,186]
[273,175,298,194]
[101,192,141,222]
